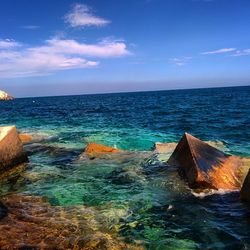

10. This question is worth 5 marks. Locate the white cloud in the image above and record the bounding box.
[232,49,250,56]
[21,25,40,30]
[201,48,236,55]
[43,38,131,57]
[169,57,192,66]
[0,38,131,78]
[0,39,21,49]
[64,3,110,28]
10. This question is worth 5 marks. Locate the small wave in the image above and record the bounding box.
[191,188,238,198]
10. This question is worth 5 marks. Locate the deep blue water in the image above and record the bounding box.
[0,86,250,249]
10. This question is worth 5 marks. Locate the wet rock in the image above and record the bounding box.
[241,169,250,202]
[168,133,243,190]
[107,169,141,185]
[19,133,33,143]
[82,142,122,159]
[0,194,143,250]
[0,126,28,173]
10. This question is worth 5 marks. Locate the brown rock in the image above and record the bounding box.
[0,194,143,250]
[19,133,33,143]
[84,142,121,158]
[168,132,243,190]
[0,126,28,173]
[241,169,250,202]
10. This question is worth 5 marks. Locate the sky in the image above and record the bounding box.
[0,0,250,97]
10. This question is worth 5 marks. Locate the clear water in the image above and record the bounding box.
[0,86,250,249]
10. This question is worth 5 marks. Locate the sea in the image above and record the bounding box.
[0,86,250,249]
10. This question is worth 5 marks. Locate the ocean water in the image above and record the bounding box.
[0,86,250,249]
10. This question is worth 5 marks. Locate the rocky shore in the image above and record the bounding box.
[0,125,250,249]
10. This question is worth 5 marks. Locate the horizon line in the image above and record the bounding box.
[12,84,250,99]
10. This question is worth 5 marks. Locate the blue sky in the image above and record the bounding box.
[0,0,250,97]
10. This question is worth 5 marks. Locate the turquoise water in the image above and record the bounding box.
[0,86,250,249]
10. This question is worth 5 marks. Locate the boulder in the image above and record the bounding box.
[83,142,121,159]
[241,169,250,202]
[0,126,28,173]
[19,133,33,143]
[0,90,14,100]
[168,132,243,190]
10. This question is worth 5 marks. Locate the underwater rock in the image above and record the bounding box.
[241,169,250,202]
[107,168,142,185]
[83,142,121,159]
[0,194,142,250]
[0,90,13,100]
[0,126,28,173]
[19,133,33,143]
[168,132,243,190]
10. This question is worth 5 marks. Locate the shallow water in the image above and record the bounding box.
[0,86,250,249]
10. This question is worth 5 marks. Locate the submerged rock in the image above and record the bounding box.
[0,90,13,101]
[0,126,28,174]
[82,142,122,159]
[168,133,244,190]
[241,169,250,202]
[19,133,33,143]
[0,194,142,250]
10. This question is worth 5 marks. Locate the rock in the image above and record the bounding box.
[0,194,143,249]
[107,168,143,185]
[168,132,243,190]
[83,142,121,159]
[19,133,33,143]
[241,169,250,202]
[0,90,14,100]
[0,126,28,173]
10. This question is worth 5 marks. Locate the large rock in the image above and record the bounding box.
[0,90,13,100]
[168,133,243,190]
[0,126,28,173]
[241,169,250,202]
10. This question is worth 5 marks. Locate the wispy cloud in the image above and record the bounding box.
[201,48,236,55]
[0,38,131,78]
[232,49,250,56]
[169,57,192,66]
[64,3,110,28]
[0,39,21,49]
[21,25,40,30]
